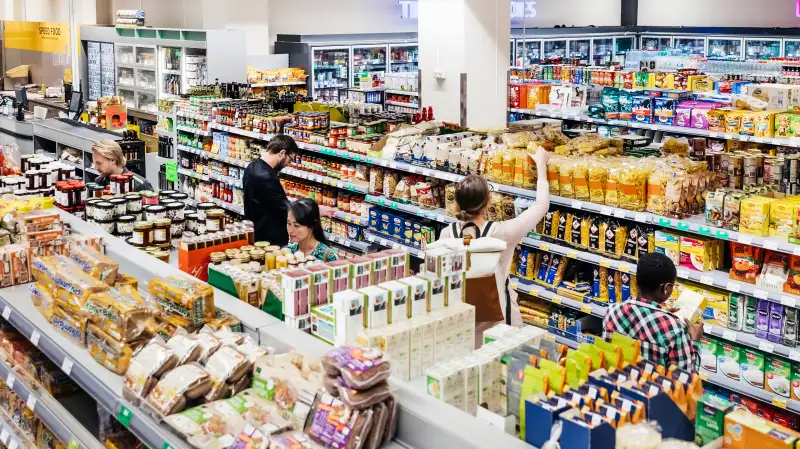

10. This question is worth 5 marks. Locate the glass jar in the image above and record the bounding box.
[144,246,160,254]
[169,192,189,202]
[96,219,115,234]
[85,198,101,219]
[254,241,271,249]
[116,215,135,235]
[152,218,172,245]
[159,190,177,200]
[132,221,153,247]
[143,191,159,205]
[205,209,224,232]
[185,212,198,233]
[94,201,115,221]
[153,251,170,263]
[196,202,215,221]
[25,170,39,190]
[144,205,167,221]
[109,198,128,218]
[170,218,185,237]
[123,194,140,213]
[165,201,185,220]
[250,249,265,265]
[74,182,87,206]
[210,252,226,264]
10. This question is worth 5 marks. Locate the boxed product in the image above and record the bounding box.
[380,325,410,381]
[310,304,335,345]
[305,265,332,307]
[769,199,800,237]
[358,285,389,329]
[324,260,352,293]
[775,112,793,137]
[407,320,423,379]
[424,247,467,277]
[418,272,445,312]
[367,253,390,285]
[411,315,435,372]
[348,257,372,289]
[382,249,410,280]
[679,235,714,272]
[724,409,800,449]
[654,230,680,264]
[445,272,466,307]
[707,109,728,133]
[739,196,776,236]
[280,269,311,318]
[631,96,653,124]
[332,290,365,345]
[740,348,765,389]
[426,362,466,411]
[378,280,411,324]
[696,394,733,447]
[399,275,431,319]
[765,355,792,398]
[653,97,676,126]
[754,111,775,138]
[692,105,713,130]
[147,275,215,327]
[718,341,740,380]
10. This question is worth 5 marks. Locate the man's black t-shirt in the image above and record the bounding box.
[243,158,289,246]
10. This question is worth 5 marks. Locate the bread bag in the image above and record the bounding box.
[68,244,118,286]
[146,363,212,416]
[86,324,133,374]
[321,346,391,390]
[123,339,179,404]
[305,392,374,449]
[203,346,249,401]
[166,331,202,364]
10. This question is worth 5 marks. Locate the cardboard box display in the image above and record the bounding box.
[310,304,336,344]
[382,249,410,280]
[332,289,365,345]
[324,260,351,293]
[358,285,389,329]
[367,252,390,285]
[378,280,411,324]
[411,315,435,372]
[286,314,312,333]
[445,272,466,307]
[348,257,372,289]
[398,276,430,319]
[407,321,423,379]
[305,264,332,307]
[281,269,311,318]
[418,272,446,312]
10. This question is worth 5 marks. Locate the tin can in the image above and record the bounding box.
[792,182,800,195]
[755,155,764,184]
[729,155,744,189]
[764,157,782,185]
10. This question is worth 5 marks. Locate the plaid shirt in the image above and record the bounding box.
[603,300,699,372]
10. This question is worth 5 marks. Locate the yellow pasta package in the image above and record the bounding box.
[605,163,621,207]
[588,162,608,204]
[646,170,668,216]
[548,157,561,195]
[618,164,648,211]
[501,151,516,186]
[559,160,575,199]
[487,151,503,183]
[513,150,526,187]
[573,159,590,201]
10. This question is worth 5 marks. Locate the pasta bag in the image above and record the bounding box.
[559,160,575,199]
[524,152,537,189]
[502,151,516,186]
[513,150,526,187]
[548,157,561,195]
[588,162,608,205]
[605,163,621,207]
[573,159,590,201]
[646,170,668,216]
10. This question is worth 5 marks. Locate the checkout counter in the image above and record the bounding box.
[0,89,71,157]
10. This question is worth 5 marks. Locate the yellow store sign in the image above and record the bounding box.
[4,21,72,54]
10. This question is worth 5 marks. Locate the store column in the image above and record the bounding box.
[417,0,510,129]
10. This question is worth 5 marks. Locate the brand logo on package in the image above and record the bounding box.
[399,1,537,19]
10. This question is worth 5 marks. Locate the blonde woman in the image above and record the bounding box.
[91,139,152,192]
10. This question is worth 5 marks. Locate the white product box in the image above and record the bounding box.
[332,290,365,345]
[367,253,390,285]
[453,304,467,358]
[431,311,449,366]
[356,327,383,350]
[463,359,479,416]
[398,276,430,319]
[442,308,459,360]
[358,285,389,329]
[445,272,466,307]
[310,304,336,345]
[425,363,465,411]
[460,303,476,352]
[306,265,333,307]
[407,321,423,379]
[378,280,411,324]
[424,247,467,277]
[324,260,352,294]
[380,325,410,381]
[483,323,515,345]
[418,272,445,312]
[382,249,410,281]
[281,269,312,318]
[286,314,312,333]
[412,316,435,372]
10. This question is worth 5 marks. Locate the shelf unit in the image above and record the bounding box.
[281,167,369,194]
[365,231,425,258]
[325,233,374,253]
[176,144,250,167]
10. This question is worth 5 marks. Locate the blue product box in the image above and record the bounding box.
[654,97,676,126]
[631,96,653,124]
[370,209,380,230]
[403,219,414,241]
[392,215,404,238]
[347,224,363,242]
[380,212,393,235]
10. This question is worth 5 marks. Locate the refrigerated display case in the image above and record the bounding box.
[592,38,613,66]
[640,35,671,51]
[615,36,635,55]
[184,49,208,89]
[352,45,387,87]
[544,39,567,61]
[786,40,800,58]
[516,39,542,66]
[568,39,590,64]
[313,46,350,101]
[707,37,743,58]
[674,36,706,55]
[117,66,134,87]
[746,38,782,59]
[389,44,418,73]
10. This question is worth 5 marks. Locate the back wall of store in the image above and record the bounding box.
[638,0,800,27]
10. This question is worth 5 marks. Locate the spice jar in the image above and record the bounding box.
[210,252,226,264]
[250,249,265,265]
[165,202,184,220]
[85,198,102,219]
[132,221,153,247]
[94,201,115,221]
[125,194,142,213]
[185,212,198,233]
[196,202,215,221]
[206,208,225,232]
[152,219,171,245]
[109,198,127,217]
[144,205,167,221]
[116,215,135,236]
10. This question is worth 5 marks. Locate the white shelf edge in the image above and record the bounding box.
[364,231,424,258]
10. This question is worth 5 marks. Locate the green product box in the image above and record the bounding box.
[695,393,733,446]
[740,348,765,389]
[718,341,741,380]
[698,335,720,374]
[766,355,791,398]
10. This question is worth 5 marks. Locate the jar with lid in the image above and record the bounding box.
[38,169,52,189]
[25,170,39,190]
[132,221,153,247]
[144,246,159,254]
[170,218,185,238]
[109,198,128,218]
[144,205,167,221]
[159,190,177,199]
[185,213,198,232]
[210,252,226,265]
[73,182,87,206]
[169,192,189,202]
[153,250,170,263]
[125,194,142,213]
[95,219,115,234]
[165,202,184,220]
[94,201,115,221]
[250,249,265,265]
[85,198,101,219]
[142,191,159,205]
[116,215,135,236]
[152,218,172,245]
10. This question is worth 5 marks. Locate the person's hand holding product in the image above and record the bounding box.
[685,318,704,342]
[529,145,550,168]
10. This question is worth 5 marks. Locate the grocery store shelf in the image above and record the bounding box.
[250,81,307,87]
[84,167,99,176]
[61,159,85,172]
[704,371,798,412]
[508,107,800,147]
[511,275,608,318]
[364,194,456,224]
[385,89,419,96]
[521,237,637,274]
[365,231,425,258]
[156,110,174,119]
[116,62,156,71]
[208,123,275,141]
[161,69,181,76]
[554,334,579,349]
[326,233,373,253]
[281,167,369,194]
[0,408,37,449]
[331,209,369,226]
[154,127,175,137]
[175,125,211,136]
[211,198,245,215]
[207,171,243,188]
[703,323,800,362]
[154,155,173,165]
[177,167,209,181]
[385,100,419,108]
[175,144,250,168]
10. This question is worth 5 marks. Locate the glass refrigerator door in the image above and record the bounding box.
[87,42,102,100]
[592,38,613,66]
[568,39,590,64]
[543,40,567,61]
[352,45,387,87]
[516,40,542,66]
[135,46,156,67]
[159,46,182,97]
[786,40,800,58]
[313,47,349,101]
[745,39,781,60]
[100,42,116,98]
[707,38,742,58]
[640,36,671,51]
[674,37,706,55]
[389,44,418,73]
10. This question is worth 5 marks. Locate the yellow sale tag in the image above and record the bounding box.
[619,265,629,273]
[540,244,550,252]
[552,296,562,305]
[600,260,611,268]
[773,397,788,409]
[345,216,352,223]
[545,335,556,342]
[510,280,519,290]
[567,251,578,258]
[353,219,361,225]
[581,305,592,314]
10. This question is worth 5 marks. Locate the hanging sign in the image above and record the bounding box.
[399,1,537,19]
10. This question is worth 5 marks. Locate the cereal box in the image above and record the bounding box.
[769,199,800,237]
[707,109,728,133]
[775,112,793,138]
[739,111,756,136]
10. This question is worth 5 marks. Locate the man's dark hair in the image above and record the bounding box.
[636,252,677,295]
[266,135,299,155]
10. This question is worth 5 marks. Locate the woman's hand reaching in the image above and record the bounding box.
[529,146,550,168]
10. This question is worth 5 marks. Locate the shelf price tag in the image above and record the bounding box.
[600,206,613,216]
[618,265,630,273]
[790,350,800,362]
[117,405,133,427]
[600,260,611,268]
[539,244,550,252]
[30,331,40,347]
[726,282,741,293]
[614,209,626,219]
[782,296,797,308]
[722,330,738,342]
[700,275,714,286]
[25,395,36,412]
[510,280,519,290]
[580,305,592,314]
[1,306,10,320]
[676,268,689,279]
[773,397,788,409]
[759,341,775,353]
[754,289,769,300]
[658,218,672,227]
[716,230,729,239]
[61,358,73,376]
[571,201,583,210]
[698,226,712,236]
[764,240,779,251]
[738,235,753,245]
[551,296,562,305]
[634,213,648,223]
[794,247,800,257]
[6,374,14,389]
[676,222,689,232]
[567,251,578,259]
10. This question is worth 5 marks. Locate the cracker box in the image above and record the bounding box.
[348,257,372,289]
[324,260,351,293]
[679,235,714,272]
[378,280,411,324]
[399,275,431,319]
[332,289,365,345]
[445,272,466,307]
[740,196,776,236]
[769,199,800,237]
[281,269,311,318]
[654,230,680,265]
[358,285,389,329]
[426,363,466,410]
[305,264,332,307]
[310,304,336,345]
[418,272,446,312]
[424,247,467,277]
[367,252,390,285]
[381,249,410,280]
[739,111,757,136]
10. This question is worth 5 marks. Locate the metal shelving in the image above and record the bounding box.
[175,125,211,136]
[364,194,455,224]
[176,144,250,168]
[511,275,608,318]
[281,167,369,194]
[326,233,374,253]
[365,231,425,258]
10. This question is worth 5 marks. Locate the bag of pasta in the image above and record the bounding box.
[502,132,531,149]
[605,162,621,207]
[502,195,516,221]
[513,150,527,187]
[486,150,504,183]
[665,174,685,218]
[662,137,690,157]
[572,158,590,201]
[646,169,668,215]
[501,151,517,186]
[618,163,648,211]
[487,192,504,222]
[547,156,561,195]
[559,160,575,199]
[588,161,608,204]
[523,152,538,189]
[445,184,458,217]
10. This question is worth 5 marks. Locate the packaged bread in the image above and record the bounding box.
[306,392,374,449]
[148,276,215,327]
[32,255,108,304]
[205,311,243,333]
[155,314,196,340]
[51,305,87,347]
[147,363,213,416]
[212,327,245,346]
[381,397,397,442]
[113,272,138,290]
[365,402,388,449]
[166,331,202,364]
[81,291,150,342]
[86,324,133,374]
[336,379,392,410]
[231,374,250,395]
[194,329,222,362]
[68,244,118,286]
[321,345,391,390]
[29,282,55,321]
[237,337,269,363]
[228,389,293,437]
[203,346,250,401]
[109,284,146,308]
[123,340,179,404]
[271,432,325,449]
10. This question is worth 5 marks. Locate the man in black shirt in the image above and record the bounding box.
[243,135,298,245]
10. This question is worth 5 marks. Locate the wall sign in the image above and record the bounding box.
[399,1,537,19]
[4,21,72,54]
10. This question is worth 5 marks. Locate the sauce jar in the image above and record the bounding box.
[25,170,39,190]
[165,201,184,220]
[116,215,135,236]
[171,218,185,238]
[109,197,128,217]
[185,212,198,233]
[159,190,177,200]
[125,194,142,213]
[250,249,265,265]
[144,205,167,221]
[254,241,271,249]
[94,201,115,221]
[169,192,189,202]
[196,202,216,221]
[132,221,153,247]
[85,198,102,219]
[142,191,159,205]
[152,218,172,245]
[210,252,226,264]
[205,209,225,232]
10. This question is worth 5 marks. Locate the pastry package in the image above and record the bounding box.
[80,291,150,342]
[251,351,324,428]
[213,327,245,346]
[305,392,374,449]
[236,336,270,362]
[203,346,250,401]
[146,363,213,416]
[165,402,246,448]
[148,276,215,327]
[194,329,222,362]
[86,324,133,374]
[123,339,179,404]
[321,345,391,390]
[335,379,392,410]
[270,431,325,449]
[68,244,118,286]
[230,389,293,437]
[166,330,203,364]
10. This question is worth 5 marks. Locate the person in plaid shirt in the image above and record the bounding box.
[602,253,703,372]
